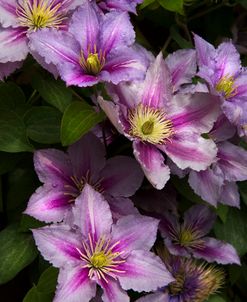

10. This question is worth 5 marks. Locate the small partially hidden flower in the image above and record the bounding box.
[32,185,174,302]
[159,204,240,265]
[24,132,143,223]
[94,0,143,14]
[136,244,224,302]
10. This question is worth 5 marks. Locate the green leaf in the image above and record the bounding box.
[0,152,21,175]
[37,267,58,293]
[20,215,46,232]
[24,106,62,144]
[31,74,72,112]
[216,204,229,223]
[158,0,184,14]
[23,286,54,302]
[0,82,25,110]
[206,295,226,302]
[0,109,33,152]
[0,225,38,284]
[170,25,192,49]
[61,101,105,146]
[214,208,247,256]
[139,0,156,9]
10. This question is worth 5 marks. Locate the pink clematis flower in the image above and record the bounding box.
[32,184,174,302]
[99,53,219,189]
[24,132,143,223]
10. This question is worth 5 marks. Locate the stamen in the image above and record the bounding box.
[79,45,106,75]
[215,75,237,99]
[128,104,174,145]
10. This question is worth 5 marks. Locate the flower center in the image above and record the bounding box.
[79,46,106,75]
[178,229,195,246]
[16,0,67,31]
[128,104,174,145]
[76,234,126,281]
[169,271,185,296]
[215,75,237,99]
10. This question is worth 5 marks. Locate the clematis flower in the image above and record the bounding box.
[32,184,174,302]
[24,132,143,223]
[0,61,22,80]
[0,0,84,72]
[194,34,247,134]
[159,204,240,265]
[188,114,247,208]
[99,53,219,189]
[94,0,143,13]
[136,245,224,302]
[28,1,148,87]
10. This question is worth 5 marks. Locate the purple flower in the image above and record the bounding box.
[0,0,83,71]
[0,60,22,80]
[32,184,174,302]
[99,53,219,189]
[24,132,143,223]
[194,34,247,134]
[159,204,240,265]
[28,1,148,87]
[189,114,247,208]
[94,0,143,13]
[136,248,224,302]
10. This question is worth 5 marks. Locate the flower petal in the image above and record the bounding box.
[141,52,172,108]
[209,114,236,142]
[111,214,159,256]
[133,141,170,190]
[193,237,240,265]
[104,0,143,13]
[165,49,196,91]
[73,184,113,242]
[68,132,106,181]
[118,250,174,292]
[34,149,72,185]
[32,225,81,267]
[188,169,224,207]
[161,132,217,171]
[193,33,216,68]
[24,185,71,223]
[0,27,28,63]
[106,196,139,221]
[136,292,169,302]
[217,141,247,181]
[220,181,240,208]
[100,155,143,197]
[54,266,96,302]
[97,278,129,302]
[0,0,18,27]
[69,3,100,52]
[100,11,135,54]
[0,60,22,80]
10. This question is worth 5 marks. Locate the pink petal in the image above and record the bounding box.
[0,0,18,27]
[97,278,129,302]
[220,181,240,208]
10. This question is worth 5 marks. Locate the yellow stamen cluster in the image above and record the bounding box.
[79,45,106,75]
[64,171,104,203]
[16,0,67,31]
[76,234,126,282]
[215,75,237,99]
[128,104,174,145]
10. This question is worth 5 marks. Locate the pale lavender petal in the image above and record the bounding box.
[97,278,129,302]
[69,3,100,52]
[216,42,241,79]
[232,69,247,98]
[193,33,216,68]
[32,225,81,267]
[136,292,169,302]
[100,155,143,197]
[28,28,80,66]
[111,214,159,256]
[0,27,28,63]
[97,96,124,134]
[0,0,18,27]
[209,114,236,142]
[183,204,217,235]
[73,184,113,242]
[0,60,22,80]
[30,50,59,78]
[54,266,96,302]
[141,52,172,108]
[222,98,246,126]
[106,196,139,221]
[193,237,240,265]
[101,47,147,84]
[68,132,106,181]
[133,141,170,190]
[167,158,189,179]
[188,169,223,207]
[168,93,220,134]
[161,132,217,171]
[118,250,174,291]
[217,141,247,181]
[165,49,196,91]
[100,11,135,54]
[220,181,240,208]
[24,185,71,223]
[34,149,72,185]
[104,0,143,13]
